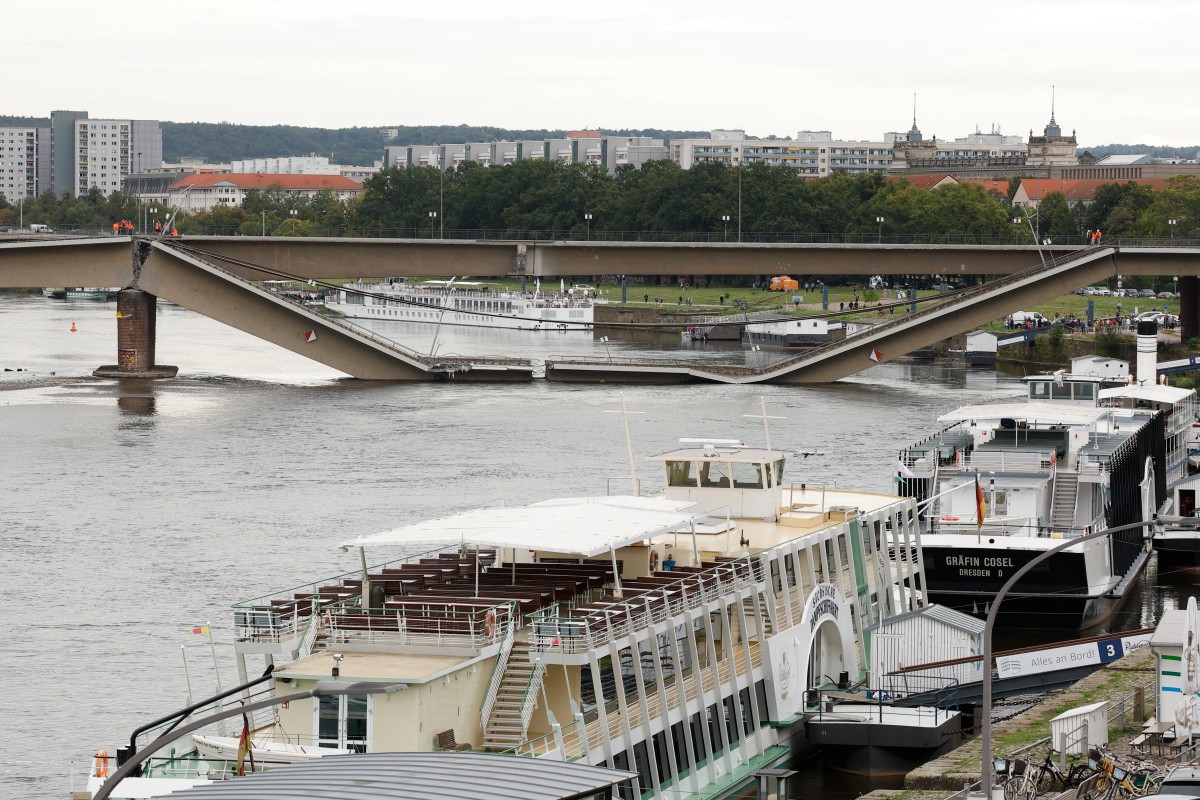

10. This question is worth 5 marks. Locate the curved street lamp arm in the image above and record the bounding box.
[95,681,404,800]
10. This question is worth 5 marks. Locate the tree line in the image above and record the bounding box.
[2,160,1199,242]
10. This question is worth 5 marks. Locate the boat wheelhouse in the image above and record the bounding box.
[86,429,953,799]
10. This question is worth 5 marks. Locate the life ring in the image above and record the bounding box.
[93,749,110,778]
[940,516,959,521]
[485,609,497,637]
[650,550,660,572]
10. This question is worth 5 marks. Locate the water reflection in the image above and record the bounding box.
[117,395,156,417]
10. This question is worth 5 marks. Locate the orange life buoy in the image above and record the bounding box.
[485,609,497,637]
[93,749,110,778]
[650,550,660,572]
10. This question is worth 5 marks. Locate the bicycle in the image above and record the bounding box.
[999,757,1036,800]
[1031,749,1096,796]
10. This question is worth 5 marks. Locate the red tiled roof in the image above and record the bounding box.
[959,179,1011,196]
[168,173,362,191]
[1017,178,1175,201]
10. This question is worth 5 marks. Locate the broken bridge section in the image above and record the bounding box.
[109,241,533,382]
[545,247,1120,385]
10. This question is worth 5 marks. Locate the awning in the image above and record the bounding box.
[340,495,697,558]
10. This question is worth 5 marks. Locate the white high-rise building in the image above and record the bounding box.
[74,118,162,197]
[0,127,48,201]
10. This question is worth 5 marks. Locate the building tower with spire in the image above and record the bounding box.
[1027,85,1078,166]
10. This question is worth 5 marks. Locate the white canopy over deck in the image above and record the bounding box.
[340,495,698,558]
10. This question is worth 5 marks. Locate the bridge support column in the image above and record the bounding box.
[1180,276,1199,342]
[92,289,178,378]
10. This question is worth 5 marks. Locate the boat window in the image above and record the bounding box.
[667,460,695,487]
[1051,383,1073,400]
[1074,383,1095,401]
[993,491,1008,515]
[731,461,765,489]
[1029,381,1050,400]
[772,460,785,486]
[699,460,732,488]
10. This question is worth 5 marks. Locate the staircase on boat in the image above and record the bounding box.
[1051,472,1079,532]
[481,641,546,751]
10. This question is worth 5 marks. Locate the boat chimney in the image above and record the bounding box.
[1136,320,1158,385]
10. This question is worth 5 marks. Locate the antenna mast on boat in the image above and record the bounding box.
[745,396,785,456]
[605,393,643,495]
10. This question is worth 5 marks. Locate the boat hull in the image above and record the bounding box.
[920,544,1110,629]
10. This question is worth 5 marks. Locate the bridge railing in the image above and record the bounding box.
[86,227,1200,247]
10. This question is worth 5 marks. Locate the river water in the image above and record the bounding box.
[0,294,1192,799]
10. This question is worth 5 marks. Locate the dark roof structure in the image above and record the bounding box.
[164,752,637,800]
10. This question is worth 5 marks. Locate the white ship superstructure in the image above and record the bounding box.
[325,279,595,331]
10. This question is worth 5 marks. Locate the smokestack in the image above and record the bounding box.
[1136,320,1158,385]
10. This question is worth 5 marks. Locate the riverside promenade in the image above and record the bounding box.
[864,646,1159,800]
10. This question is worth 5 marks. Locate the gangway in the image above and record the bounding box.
[545,247,1119,384]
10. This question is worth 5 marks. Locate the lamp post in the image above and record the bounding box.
[974,518,1186,800]
[94,680,407,800]
[428,211,438,239]
[1169,218,1177,240]
[1012,217,1022,244]
[737,165,743,243]
[289,209,297,235]
[584,212,593,241]
[876,216,884,243]
[722,214,730,242]
[439,168,444,239]
[149,206,158,235]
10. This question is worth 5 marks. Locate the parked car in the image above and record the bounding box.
[1153,765,1200,797]
[1074,287,1089,295]
[0,225,11,233]
[1158,291,1177,299]
[1090,287,1113,296]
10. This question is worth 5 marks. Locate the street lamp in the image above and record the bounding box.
[584,212,593,241]
[1012,217,1022,244]
[975,518,1192,800]
[1169,218,1177,240]
[428,211,438,239]
[149,206,158,235]
[94,679,407,800]
[722,214,730,242]
[289,209,298,235]
[876,216,884,243]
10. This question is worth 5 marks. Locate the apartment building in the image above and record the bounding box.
[73,117,162,197]
[0,126,49,201]
[382,132,667,174]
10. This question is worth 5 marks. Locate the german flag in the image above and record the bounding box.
[975,474,988,529]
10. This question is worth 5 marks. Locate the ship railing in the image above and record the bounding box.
[130,685,278,759]
[1056,512,1110,540]
[502,717,588,760]
[871,672,961,703]
[325,601,515,649]
[520,658,548,732]
[480,609,518,730]
[231,543,467,642]
[964,450,1052,472]
[809,680,959,725]
[529,557,761,653]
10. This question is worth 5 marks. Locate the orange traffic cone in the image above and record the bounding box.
[70,322,77,332]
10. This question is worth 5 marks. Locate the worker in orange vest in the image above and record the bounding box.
[171,227,179,237]
[154,220,161,233]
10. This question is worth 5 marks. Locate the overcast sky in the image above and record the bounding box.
[11,0,1199,147]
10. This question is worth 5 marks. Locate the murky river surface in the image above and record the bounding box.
[0,294,1192,799]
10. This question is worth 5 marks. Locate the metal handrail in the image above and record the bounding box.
[480,609,518,730]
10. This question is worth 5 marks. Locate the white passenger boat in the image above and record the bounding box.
[898,321,1196,630]
[324,279,595,331]
[82,411,984,798]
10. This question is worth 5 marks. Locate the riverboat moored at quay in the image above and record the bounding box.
[897,322,1198,630]
[80,414,986,799]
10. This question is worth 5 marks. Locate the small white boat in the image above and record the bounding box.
[64,287,110,300]
[193,733,353,766]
